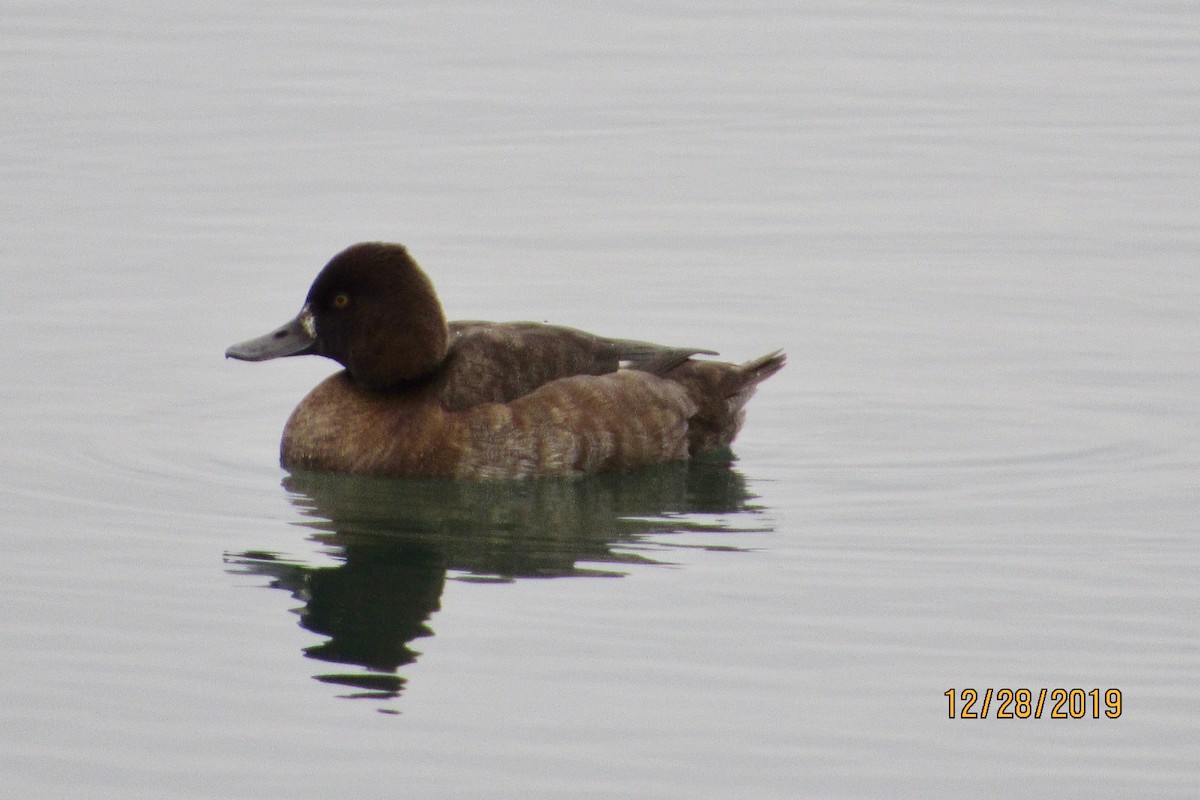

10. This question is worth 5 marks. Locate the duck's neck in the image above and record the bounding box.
[351,302,448,389]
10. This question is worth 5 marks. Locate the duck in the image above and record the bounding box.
[225,242,784,480]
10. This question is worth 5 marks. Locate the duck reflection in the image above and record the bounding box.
[228,457,768,701]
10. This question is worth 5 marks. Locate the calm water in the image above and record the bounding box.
[3,1,1198,797]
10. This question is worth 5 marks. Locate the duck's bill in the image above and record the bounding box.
[225,306,317,361]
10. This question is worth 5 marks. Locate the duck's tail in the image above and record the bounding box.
[738,349,787,388]
[663,348,785,455]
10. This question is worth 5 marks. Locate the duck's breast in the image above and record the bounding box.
[281,372,459,478]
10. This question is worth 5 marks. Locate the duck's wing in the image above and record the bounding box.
[437,321,716,411]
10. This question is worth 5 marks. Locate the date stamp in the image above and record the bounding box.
[945,688,1122,719]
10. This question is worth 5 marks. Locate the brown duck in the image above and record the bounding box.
[226,242,784,479]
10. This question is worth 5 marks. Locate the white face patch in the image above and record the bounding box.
[300,304,317,339]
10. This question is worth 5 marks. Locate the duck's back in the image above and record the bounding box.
[435,321,714,411]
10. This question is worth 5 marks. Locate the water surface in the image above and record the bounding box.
[2,1,1198,797]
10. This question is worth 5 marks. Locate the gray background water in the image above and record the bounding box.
[2,1,1197,797]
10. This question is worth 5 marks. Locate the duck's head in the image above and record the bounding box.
[225,242,449,389]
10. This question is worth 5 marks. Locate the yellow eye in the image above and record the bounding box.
[332,293,350,309]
